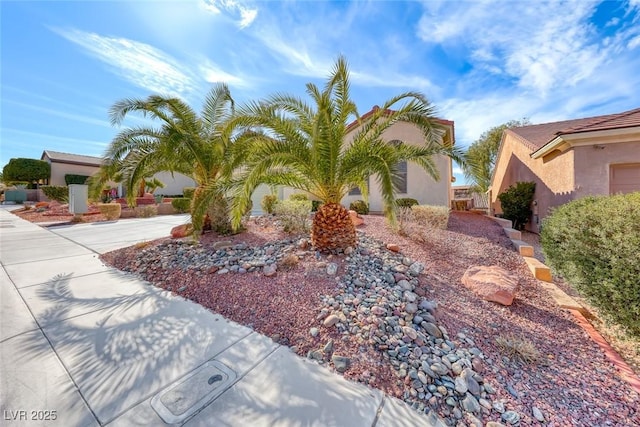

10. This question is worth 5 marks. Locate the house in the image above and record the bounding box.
[451,185,489,211]
[40,150,196,196]
[41,150,103,186]
[490,107,640,233]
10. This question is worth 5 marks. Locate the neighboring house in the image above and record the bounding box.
[41,150,103,186]
[40,150,196,196]
[451,185,489,211]
[490,107,640,233]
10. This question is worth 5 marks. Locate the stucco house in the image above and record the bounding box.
[40,150,196,196]
[490,107,640,233]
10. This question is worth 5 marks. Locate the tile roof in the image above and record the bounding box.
[41,150,104,166]
[509,107,640,150]
[345,105,454,134]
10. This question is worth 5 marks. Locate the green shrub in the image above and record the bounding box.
[64,174,90,185]
[182,187,196,199]
[274,199,312,233]
[42,185,69,203]
[171,198,191,213]
[261,194,279,214]
[134,205,158,218]
[3,158,50,187]
[541,193,640,337]
[349,200,369,215]
[311,200,323,212]
[289,193,309,201]
[497,181,535,230]
[395,198,419,208]
[411,205,450,229]
[97,203,121,220]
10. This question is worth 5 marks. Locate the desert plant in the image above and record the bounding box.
[97,203,121,220]
[497,181,535,230]
[541,193,640,336]
[289,193,309,201]
[393,206,415,236]
[261,194,278,214]
[134,205,158,218]
[182,187,196,200]
[171,198,191,213]
[395,198,419,208]
[411,205,450,229]
[278,253,300,271]
[349,200,369,215]
[496,333,541,364]
[2,158,50,188]
[274,199,312,234]
[41,185,69,203]
[229,56,463,252]
[64,174,90,185]
[311,200,323,212]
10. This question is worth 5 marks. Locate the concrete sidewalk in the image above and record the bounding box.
[0,207,444,427]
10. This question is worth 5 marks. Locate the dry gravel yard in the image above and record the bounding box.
[1,207,623,426]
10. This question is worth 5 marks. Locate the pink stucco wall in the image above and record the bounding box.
[573,141,640,196]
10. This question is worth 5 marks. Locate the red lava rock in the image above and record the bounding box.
[386,243,400,252]
[170,224,193,238]
[461,265,518,306]
[348,210,364,226]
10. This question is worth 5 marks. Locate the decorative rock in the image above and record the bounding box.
[307,350,323,360]
[408,261,424,276]
[405,303,418,314]
[332,355,351,372]
[423,322,443,338]
[532,406,545,422]
[327,262,338,275]
[323,314,339,327]
[323,339,334,354]
[348,210,364,226]
[170,224,193,238]
[402,326,418,340]
[263,264,277,277]
[430,362,449,376]
[212,240,233,250]
[501,411,521,425]
[309,327,319,337]
[486,423,507,427]
[386,243,400,252]
[461,393,480,413]
[461,368,481,396]
[454,376,468,394]
[371,306,386,316]
[461,265,519,306]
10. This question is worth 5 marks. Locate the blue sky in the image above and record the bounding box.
[2,0,639,184]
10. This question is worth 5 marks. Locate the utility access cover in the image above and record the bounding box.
[151,360,236,424]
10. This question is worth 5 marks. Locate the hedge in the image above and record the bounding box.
[3,158,50,187]
[540,193,640,336]
[42,186,69,203]
[349,200,369,215]
[261,194,278,214]
[64,174,90,185]
[97,203,121,220]
[171,198,191,213]
[411,205,450,230]
[497,181,535,230]
[182,187,196,199]
[395,198,419,208]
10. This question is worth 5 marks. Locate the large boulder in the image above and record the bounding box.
[170,224,193,238]
[461,265,518,306]
[348,210,364,226]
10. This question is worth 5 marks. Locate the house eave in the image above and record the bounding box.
[530,126,640,159]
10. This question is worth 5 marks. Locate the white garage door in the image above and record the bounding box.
[610,163,640,194]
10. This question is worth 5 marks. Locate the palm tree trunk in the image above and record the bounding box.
[311,203,356,252]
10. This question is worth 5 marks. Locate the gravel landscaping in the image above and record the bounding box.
[95,212,638,425]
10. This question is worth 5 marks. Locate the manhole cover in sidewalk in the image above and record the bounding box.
[151,360,236,424]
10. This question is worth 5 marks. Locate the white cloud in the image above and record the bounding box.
[201,0,258,28]
[53,28,197,97]
[198,59,249,87]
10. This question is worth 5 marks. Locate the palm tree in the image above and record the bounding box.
[104,83,245,234]
[229,56,463,252]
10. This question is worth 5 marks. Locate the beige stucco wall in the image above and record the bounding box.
[152,171,196,196]
[490,133,575,233]
[49,162,99,186]
[341,120,452,213]
[573,141,640,195]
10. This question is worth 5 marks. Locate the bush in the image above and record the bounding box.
[64,174,90,185]
[42,185,69,203]
[134,205,158,218]
[97,203,121,220]
[261,194,279,214]
[311,200,323,212]
[171,198,191,213]
[289,193,309,201]
[274,199,312,233]
[411,205,450,229]
[182,187,196,199]
[497,181,535,230]
[541,193,640,336]
[349,200,369,215]
[395,198,419,208]
[3,158,50,187]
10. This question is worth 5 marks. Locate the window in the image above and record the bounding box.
[349,177,370,196]
[389,140,407,193]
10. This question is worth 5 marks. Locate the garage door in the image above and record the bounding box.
[610,163,640,194]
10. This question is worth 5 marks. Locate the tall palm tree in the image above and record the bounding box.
[229,56,463,251]
[104,83,245,234]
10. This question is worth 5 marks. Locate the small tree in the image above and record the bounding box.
[2,158,50,188]
[497,181,535,230]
